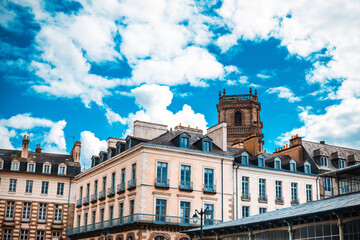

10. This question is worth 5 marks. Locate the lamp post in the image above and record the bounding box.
[101,230,111,240]
[192,207,212,240]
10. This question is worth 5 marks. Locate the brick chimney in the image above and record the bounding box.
[289,134,302,147]
[207,122,227,151]
[21,135,29,159]
[35,144,42,153]
[70,141,81,163]
[244,134,263,156]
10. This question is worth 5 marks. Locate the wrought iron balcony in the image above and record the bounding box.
[291,198,299,206]
[99,190,106,200]
[203,184,216,194]
[127,179,136,190]
[155,178,170,189]
[83,196,89,206]
[258,195,268,203]
[107,187,115,197]
[91,193,97,203]
[76,199,82,208]
[67,213,222,236]
[275,196,284,205]
[241,193,251,201]
[117,182,125,194]
[179,181,193,191]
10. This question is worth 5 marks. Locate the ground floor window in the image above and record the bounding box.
[294,223,339,239]
[36,230,45,240]
[52,231,61,240]
[344,219,360,238]
[3,229,12,240]
[20,229,29,240]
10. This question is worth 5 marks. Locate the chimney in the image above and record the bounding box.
[35,144,42,153]
[244,134,263,156]
[133,120,168,140]
[289,134,302,147]
[207,122,227,151]
[21,135,29,159]
[70,141,81,163]
[320,140,326,144]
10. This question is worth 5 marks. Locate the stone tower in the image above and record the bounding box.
[217,88,264,148]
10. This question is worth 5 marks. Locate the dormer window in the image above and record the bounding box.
[241,155,249,165]
[58,164,66,175]
[27,162,35,172]
[43,163,51,174]
[320,157,328,167]
[290,160,296,172]
[11,160,19,171]
[274,158,281,169]
[338,160,346,169]
[258,157,265,167]
[180,136,190,148]
[202,140,212,152]
[0,159,3,169]
[304,162,311,174]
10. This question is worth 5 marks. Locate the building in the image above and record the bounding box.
[0,136,81,240]
[184,165,360,239]
[275,135,360,198]
[68,121,240,240]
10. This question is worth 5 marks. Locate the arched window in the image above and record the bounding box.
[235,111,242,126]
[154,237,166,240]
[127,237,133,240]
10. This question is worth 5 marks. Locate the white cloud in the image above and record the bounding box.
[43,120,67,153]
[80,131,108,169]
[0,5,17,30]
[266,86,301,103]
[0,126,16,149]
[105,107,127,125]
[256,73,271,79]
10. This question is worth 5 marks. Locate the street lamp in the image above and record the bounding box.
[101,230,111,240]
[193,207,212,240]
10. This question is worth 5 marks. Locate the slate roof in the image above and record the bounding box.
[184,192,360,235]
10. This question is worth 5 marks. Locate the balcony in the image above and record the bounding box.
[99,190,106,201]
[67,213,222,236]
[76,199,82,208]
[91,193,97,203]
[241,193,251,201]
[275,196,284,205]
[107,187,115,197]
[155,178,170,189]
[127,179,136,191]
[258,195,268,203]
[117,183,125,194]
[83,196,89,206]
[179,181,193,191]
[203,184,216,194]
[291,198,299,206]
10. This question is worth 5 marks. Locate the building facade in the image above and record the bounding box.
[68,122,237,240]
[0,136,81,240]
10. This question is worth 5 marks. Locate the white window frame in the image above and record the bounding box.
[274,158,281,169]
[304,161,311,174]
[9,179,17,192]
[58,163,67,175]
[54,204,62,223]
[5,201,15,220]
[38,203,47,222]
[22,202,31,221]
[241,152,249,165]
[258,157,265,167]
[43,162,51,174]
[41,181,49,195]
[27,161,35,172]
[11,160,19,171]
[57,182,64,196]
[290,159,297,172]
[338,160,346,169]
[25,180,33,193]
[0,159,4,169]
[320,157,328,167]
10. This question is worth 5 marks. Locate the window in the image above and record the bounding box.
[242,206,249,218]
[131,163,136,180]
[43,163,51,173]
[11,161,19,170]
[0,159,3,169]
[180,165,191,189]
[275,180,282,200]
[324,177,332,195]
[204,168,214,192]
[156,199,167,222]
[28,162,35,172]
[291,182,298,203]
[121,168,126,184]
[130,200,135,221]
[111,172,116,190]
[203,140,212,152]
[102,177,107,192]
[306,185,312,201]
[119,202,124,219]
[57,183,64,195]
[180,201,190,224]
[242,176,249,199]
[92,210,96,224]
[320,157,328,167]
[235,111,242,126]
[9,179,17,192]
[180,136,190,148]
[290,160,296,172]
[86,183,90,198]
[22,202,31,221]
[259,179,266,201]
[94,180,98,194]
[110,206,114,220]
[204,204,214,225]
[338,160,346,169]
[77,214,81,227]
[84,212,88,225]
[259,208,267,214]
[3,229,12,240]
[156,162,168,187]
[5,201,15,220]
[58,165,66,175]
[36,230,45,240]
[20,229,29,240]
[241,155,249,165]
[304,162,311,174]
[54,205,62,222]
[41,181,49,194]
[52,232,61,240]
[274,159,281,169]
[258,157,265,167]
[38,203,47,222]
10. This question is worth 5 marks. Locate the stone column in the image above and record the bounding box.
[338,214,344,240]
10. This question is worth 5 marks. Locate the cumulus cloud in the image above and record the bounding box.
[256,73,271,79]
[266,86,301,102]
[80,131,107,168]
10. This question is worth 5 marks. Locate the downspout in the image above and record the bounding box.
[316,176,319,201]
[221,158,224,222]
[235,165,239,219]
[65,177,72,240]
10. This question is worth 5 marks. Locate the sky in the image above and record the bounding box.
[1,0,360,169]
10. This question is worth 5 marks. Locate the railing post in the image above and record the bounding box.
[288,222,294,240]
[337,214,344,240]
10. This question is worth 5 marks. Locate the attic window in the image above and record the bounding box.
[202,140,212,152]
[43,163,51,173]
[180,136,190,148]
[274,158,281,169]
[290,160,296,172]
[0,159,4,169]
[11,160,19,171]
[241,155,248,165]
[304,162,311,174]
[320,157,328,167]
[58,164,67,175]
[338,160,346,169]
[27,162,35,172]
[258,157,265,167]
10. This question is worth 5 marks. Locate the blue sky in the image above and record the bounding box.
[1,0,360,168]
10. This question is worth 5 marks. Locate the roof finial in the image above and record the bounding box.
[219,91,221,97]
[249,87,252,94]
[255,89,257,95]
[223,89,226,95]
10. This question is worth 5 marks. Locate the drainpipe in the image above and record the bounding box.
[288,221,294,240]
[65,177,72,240]
[316,176,319,201]
[221,158,224,222]
[235,165,239,219]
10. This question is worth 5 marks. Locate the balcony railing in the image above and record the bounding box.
[107,187,115,197]
[291,198,299,206]
[203,184,216,194]
[67,213,222,236]
[91,193,97,203]
[241,193,251,201]
[76,199,82,208]
[275,196,284,205]
[155,178,170,189]
[128,179,136,190]
[258,195,268,203]
[117,183,125,194]
[99,190,106,200]
[179,181,193,191]
[83,196,89,206]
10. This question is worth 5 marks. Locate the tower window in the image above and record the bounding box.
[235,111,242,126]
